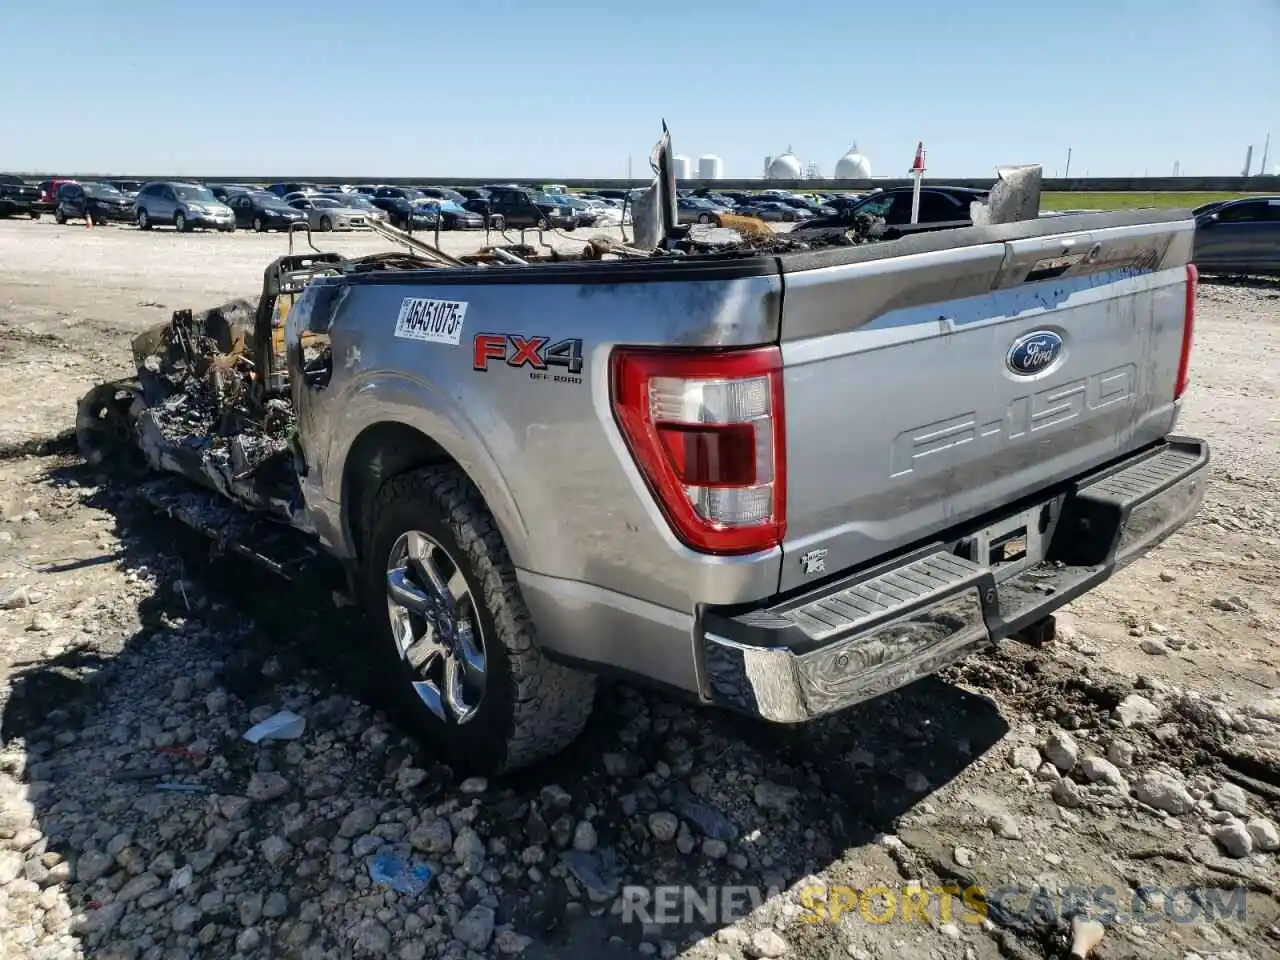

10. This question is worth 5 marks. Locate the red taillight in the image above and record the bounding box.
[610,345,786,555]
[1176,263,1197,399]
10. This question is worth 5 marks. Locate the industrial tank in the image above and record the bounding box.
[672,155,693,180]
[697,155,723,180]
[834,144,872,179]
[767,151,803,180]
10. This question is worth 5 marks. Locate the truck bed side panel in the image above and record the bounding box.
[304,260,785,615]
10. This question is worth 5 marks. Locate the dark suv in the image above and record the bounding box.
[1192,196,1280,275]
[470,186,574,230]
[796,186,988,234]
[0,175,40,218]
[55,182,136,225]
[370,187,429,229]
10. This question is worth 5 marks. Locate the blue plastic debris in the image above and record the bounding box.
[368,854,433,896]
[243,711,306,743]
[560,848,621,900]
[674,794,739,842]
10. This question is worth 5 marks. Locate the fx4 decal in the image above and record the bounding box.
[472,334,585,384]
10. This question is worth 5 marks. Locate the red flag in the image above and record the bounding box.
[910,142,926,173]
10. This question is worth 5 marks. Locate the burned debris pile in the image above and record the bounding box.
[125,299,306,525]
[662,211,889,257]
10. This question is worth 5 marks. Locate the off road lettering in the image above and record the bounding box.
[473,334,584,382]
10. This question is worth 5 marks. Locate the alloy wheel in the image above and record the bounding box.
[385,530,486,724]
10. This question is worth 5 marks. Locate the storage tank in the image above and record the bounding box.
[672,155,693,180]
[697,155,724,180]
[834,144,872,179]
[767,151,803,180]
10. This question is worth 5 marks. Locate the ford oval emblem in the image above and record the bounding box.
[1006,330,1064,376]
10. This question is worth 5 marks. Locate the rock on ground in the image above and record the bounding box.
[1133,771,1195,815]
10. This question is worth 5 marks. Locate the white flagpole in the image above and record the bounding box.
[909,141,925,224]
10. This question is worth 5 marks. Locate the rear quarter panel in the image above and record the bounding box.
[298,261,788,612]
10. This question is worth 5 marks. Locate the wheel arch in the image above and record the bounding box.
[338,420,528,570]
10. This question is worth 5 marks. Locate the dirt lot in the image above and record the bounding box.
[0,217,1277,960]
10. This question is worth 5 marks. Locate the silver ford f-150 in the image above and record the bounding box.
[80,142,1207,775]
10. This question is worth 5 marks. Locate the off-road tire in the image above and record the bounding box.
[363,465,596,774]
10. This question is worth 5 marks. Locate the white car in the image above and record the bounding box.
[580,198,622,226]
[286,195,369,231]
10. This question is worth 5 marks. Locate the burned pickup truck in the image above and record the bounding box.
[79,130,1208,774]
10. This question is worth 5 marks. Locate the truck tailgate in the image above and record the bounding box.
[777,215,1196,593]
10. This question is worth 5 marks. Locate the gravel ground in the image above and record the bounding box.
[0,218,1277,960]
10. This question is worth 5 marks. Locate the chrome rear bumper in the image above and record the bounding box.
[700,437,1208,723]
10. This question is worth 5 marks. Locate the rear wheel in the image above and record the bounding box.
[363,465,596,774]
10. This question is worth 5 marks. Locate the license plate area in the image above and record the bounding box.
[955,498,1061,582]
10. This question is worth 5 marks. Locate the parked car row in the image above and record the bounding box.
[4,172,1277,273]
[0,176,939,234]
[248,182,634,231]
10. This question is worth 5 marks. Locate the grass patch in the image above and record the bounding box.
[1038,191,1257,211]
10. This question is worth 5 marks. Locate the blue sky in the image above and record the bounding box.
[1,0,1276,178]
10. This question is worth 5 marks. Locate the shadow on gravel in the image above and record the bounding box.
[1199,273,1280,293]
[1,460,1010,959]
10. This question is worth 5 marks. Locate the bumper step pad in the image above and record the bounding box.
[702,438,1209,723]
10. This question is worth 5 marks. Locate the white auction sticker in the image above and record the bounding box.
[394,297,469,345]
